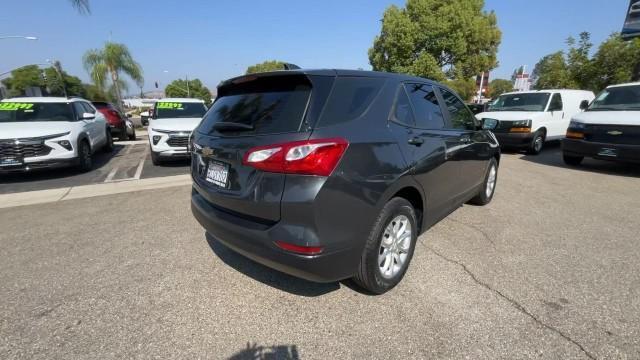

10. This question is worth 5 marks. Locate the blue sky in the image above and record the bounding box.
[0,0,633,93]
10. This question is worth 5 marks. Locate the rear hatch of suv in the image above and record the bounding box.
[191,72,335,223]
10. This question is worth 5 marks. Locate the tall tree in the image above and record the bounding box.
[245,60,287,74]
[69,0,90,14]
[83,42,143,109]
[566,32,594,90]
[532,52,576,90]
[487,79,514,99]
[165,79,212,104]
[589,34,640,91]
[1,65,43,97]
[368,0,501,82]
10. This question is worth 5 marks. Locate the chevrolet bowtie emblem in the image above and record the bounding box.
[202,147,214,157]
[607,130,623,136]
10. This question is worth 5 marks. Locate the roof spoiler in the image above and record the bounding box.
[283,63,301,70]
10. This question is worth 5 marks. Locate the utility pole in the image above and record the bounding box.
[186,75,190,97]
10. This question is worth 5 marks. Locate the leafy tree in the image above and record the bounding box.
[83,42,144,109]
[446,77,476,102]
[245,60,287,74]
[1,65,43,97]
[368,0,501,81]
[487,79,514,99]
[83,84,108,101]
[532,52,576,90]
[69,0,90,14]
[589,34,640,91]
[566,32,593,90]
[165,78,212,104]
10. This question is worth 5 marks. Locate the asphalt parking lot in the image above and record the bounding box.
[1,143,639,359]
[0,132,190,195]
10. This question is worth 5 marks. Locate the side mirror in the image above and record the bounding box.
[579,100,589,110]
[482,118,499,130]
[80,112,95,120]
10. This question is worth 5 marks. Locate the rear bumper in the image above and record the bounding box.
[109,124,126,136]
[562,139,640,163]
[494,132,534,148]
[191,187,360,283]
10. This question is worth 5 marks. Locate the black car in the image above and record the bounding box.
[190,69,500,294]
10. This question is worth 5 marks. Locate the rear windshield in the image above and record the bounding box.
[155,102,208,119]
[0,102,75,122]
[198,75,312,136]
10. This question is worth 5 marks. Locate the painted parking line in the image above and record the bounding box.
[103,144,149,183]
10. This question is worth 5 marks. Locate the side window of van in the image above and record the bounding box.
[549,93,563,111]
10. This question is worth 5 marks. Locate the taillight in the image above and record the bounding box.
[242,138,348,176]
[275,240,323,255]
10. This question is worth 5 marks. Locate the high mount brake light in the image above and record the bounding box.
[242,138,348,176]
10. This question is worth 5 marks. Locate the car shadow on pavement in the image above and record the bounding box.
[206,233,340,297]
[227,342,300,360]
[0,144,125,184]
[516,142,640,178]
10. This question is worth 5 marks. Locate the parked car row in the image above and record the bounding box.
[475,82,640,165]
[1,70,638,294]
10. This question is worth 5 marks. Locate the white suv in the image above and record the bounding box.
[148,98,207,165]
[0,97,113,172]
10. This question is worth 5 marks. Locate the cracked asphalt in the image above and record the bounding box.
[1,144,640,359]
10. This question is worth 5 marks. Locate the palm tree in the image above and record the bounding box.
[69,0,90,14]
[83,42,143,109]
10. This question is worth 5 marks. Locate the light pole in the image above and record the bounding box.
[0,63,49,78]
[0,35,38,41]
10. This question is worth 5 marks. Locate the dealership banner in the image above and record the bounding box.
[622,0,640,39]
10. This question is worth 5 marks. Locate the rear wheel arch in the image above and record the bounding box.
[389,185,425,234]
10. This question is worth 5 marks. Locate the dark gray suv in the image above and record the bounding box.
[191,69,500,294]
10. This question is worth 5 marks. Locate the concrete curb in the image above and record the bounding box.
[0,174,192,209]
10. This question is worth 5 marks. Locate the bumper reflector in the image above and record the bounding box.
[275,241,323,255]
[510,127,531,133]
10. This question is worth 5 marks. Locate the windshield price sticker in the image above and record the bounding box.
[157,102,184,110]
[0,103,34,111]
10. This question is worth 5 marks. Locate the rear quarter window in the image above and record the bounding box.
[316,77,386,127]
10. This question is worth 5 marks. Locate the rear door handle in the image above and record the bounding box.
[408,137,424,146]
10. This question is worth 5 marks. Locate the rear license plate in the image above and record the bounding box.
[205,160,229,188]
[0,157,23,167]
[597,148,618,157]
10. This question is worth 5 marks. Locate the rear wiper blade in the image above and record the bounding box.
[213,122,254,131]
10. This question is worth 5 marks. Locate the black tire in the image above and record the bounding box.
[563,154,583,166]
[352,197,418,294]
[151,149,161,166]
[103,130,114,153]
[128,127,136,141]
[468,158,498,206]
[119,125,128,141]
[77,140,93,172]
[526,131,545,155]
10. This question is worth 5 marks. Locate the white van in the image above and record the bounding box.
[562,82,640,165]
[477,90,595,154]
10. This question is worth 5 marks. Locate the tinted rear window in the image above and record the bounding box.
[316,77,386,127]
[199,75,312,136]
